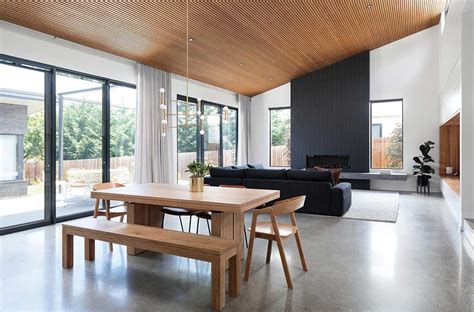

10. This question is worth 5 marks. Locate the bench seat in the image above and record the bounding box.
[62,218,240,310]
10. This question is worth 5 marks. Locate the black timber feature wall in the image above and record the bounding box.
[291,51,370,172]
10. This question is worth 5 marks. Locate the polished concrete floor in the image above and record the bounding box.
[1,192,473,311]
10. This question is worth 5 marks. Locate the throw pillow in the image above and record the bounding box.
[314,166,341,185]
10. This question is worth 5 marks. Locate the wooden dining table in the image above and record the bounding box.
[91,183,280,258]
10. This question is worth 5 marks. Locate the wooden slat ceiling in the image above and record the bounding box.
[1,0,445,97]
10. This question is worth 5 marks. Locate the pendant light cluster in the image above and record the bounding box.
[159,0,229,137]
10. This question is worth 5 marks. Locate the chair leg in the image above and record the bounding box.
[243,222,248,248]
[275,237,293,289]
[244,228,256,281]
[162,213,165,228]
[188,215,192,232]
[266,240,272,264]
[178,216,185,232]
[196,217,200,234]
[206,219,211,234]
[105,200,113,252]
[120,214,124,223]
[295,231,308,271]
[93,199,100,218]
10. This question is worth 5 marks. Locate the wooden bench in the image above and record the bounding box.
[62,219,240,310]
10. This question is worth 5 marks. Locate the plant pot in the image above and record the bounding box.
[417,175,430,187]
[189,176,204,192]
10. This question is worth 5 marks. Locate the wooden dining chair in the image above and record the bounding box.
[92,182,127,251]
[244,195,308,289]
[195,185,249,248]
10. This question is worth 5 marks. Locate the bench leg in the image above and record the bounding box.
[211,255,226,310]
[85,238,95,261]
[228,253,240,297]
[62,230,73,269]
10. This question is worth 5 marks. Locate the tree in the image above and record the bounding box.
[386,123,402,168]
[24,111,45,161]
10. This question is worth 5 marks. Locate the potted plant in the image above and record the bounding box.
[186,160,211,192]
[412,141,435,188]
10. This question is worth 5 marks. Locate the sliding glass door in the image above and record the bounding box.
[110,84,137,185]
[0,55,137,234]
[0,64,47,228]
[55,72,104,218]
[176,96,238,183]
[203,103,222,167]
[177,97,198,183]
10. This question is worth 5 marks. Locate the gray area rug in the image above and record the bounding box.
[342,190,399,223]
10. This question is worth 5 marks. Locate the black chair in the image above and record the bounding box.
[161,207,195,232]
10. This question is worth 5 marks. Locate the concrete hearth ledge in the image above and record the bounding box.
[340,172,408,181]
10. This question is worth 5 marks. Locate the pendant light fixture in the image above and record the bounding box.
[159,0,229,137]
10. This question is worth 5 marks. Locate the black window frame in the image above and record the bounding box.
[369,99,404,170]
[269,107,291,168]
[176,94,238,175]
[0,54,136,235]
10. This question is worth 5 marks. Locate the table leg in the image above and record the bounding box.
[127,203,164,255]
[211,212,244,260]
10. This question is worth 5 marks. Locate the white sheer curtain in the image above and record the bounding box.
[238,94,251,165]
[134,64,175,184]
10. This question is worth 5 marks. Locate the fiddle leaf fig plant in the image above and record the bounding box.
[186,160,212,177]
[412,141,435,183]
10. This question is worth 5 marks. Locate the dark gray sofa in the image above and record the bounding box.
[204,167,352,216]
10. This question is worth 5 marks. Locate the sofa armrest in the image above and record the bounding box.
[330,182,352,216]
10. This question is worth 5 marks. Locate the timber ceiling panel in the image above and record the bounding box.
[1,0,445,96]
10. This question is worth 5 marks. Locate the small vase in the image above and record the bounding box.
[189,176,204,192]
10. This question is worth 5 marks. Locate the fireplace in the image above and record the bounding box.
[306,155,351,169]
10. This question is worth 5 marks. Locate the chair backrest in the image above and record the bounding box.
[92,182,125,191]
[271,195,306,216]
[219,185,246,189]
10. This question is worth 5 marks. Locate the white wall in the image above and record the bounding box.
[370,26,440,192]
[437,0,467,225]
[1,21,137,84]
[461,1,474,223]
[439,0,466,125]
[170,74,238,108]
[248,83,290,167]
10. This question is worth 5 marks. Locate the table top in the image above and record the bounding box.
[91,183,280,213]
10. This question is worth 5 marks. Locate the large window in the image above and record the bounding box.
[110,84,137,184]
[0,55,136,234]
[370,100,403,169]
[177,95,238,183]
[55,72,104,218]
[0,63,47,228]
[270,108,291,167]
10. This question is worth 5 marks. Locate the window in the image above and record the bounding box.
[222,107,238,166]
[0,63,46,228]
[0,55,136,234]
[370,100,403,169]
[0,135,19,181]
[270,108,291,167]
[110,84,137,184]
[177,95,238,183]
[177,97,198,183]
[55,72,104,218]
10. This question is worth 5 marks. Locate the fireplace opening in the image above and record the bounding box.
[306,155,351,169]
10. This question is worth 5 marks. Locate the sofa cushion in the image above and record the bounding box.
[210,167,246,179]
[247,163,264,169]
[286,169,333,183]
[231,164,249,169]
[245,169,287,180]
